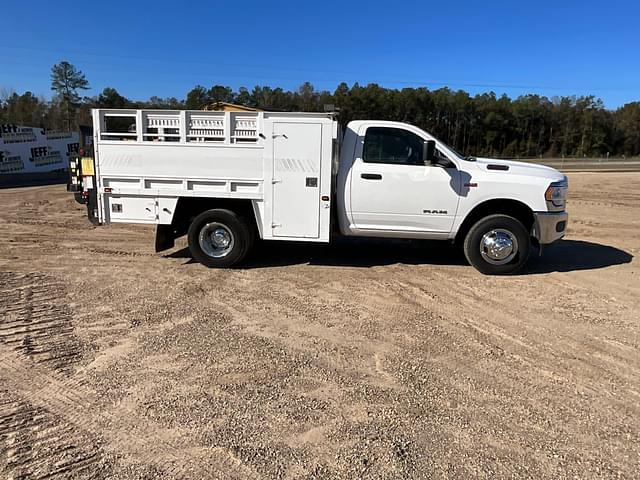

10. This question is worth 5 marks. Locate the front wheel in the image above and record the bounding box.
[187,209,254,268]
[463,214,530,275]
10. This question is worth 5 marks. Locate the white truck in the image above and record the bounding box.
[68,109,568,274]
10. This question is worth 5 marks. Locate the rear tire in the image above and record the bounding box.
[463,214,530,275]
[187,209,254,268]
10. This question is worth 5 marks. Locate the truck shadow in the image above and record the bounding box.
[249,238,468,268]
[166,238,632,273]
[524,239,633,274]
[166,238,465,268]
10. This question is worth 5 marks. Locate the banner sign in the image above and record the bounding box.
[0,124,79,175]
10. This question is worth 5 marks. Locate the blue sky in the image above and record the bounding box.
[1,0,638,108]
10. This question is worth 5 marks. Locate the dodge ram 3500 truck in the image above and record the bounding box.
[68,109,568,274]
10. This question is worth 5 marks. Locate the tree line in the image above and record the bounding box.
[1,61,639,158]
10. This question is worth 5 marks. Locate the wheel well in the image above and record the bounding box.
[156,197,258,253]
[455,199,535,244]
[172,197,257,235]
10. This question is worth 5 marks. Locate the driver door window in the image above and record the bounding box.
[363,127,424,165]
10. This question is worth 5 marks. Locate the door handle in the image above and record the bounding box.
[361,173,382,180]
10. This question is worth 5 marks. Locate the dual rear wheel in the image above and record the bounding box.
[187,209,254,268]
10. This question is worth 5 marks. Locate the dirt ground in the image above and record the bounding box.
[0,172,638,479]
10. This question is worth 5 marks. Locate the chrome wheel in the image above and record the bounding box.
[198,222,235,258]
[479,228,518,265]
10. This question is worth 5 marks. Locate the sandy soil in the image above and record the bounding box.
[0,172,638,479]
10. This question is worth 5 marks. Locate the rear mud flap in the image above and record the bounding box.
[155,224,176,252]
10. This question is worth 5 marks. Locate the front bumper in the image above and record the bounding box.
[532,211,568,244]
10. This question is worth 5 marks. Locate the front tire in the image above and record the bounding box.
[187,209,253,268]
[463,214,530,275]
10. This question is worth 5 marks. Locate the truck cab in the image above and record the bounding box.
[336,120,567,273]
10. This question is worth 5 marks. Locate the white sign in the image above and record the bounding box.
[0,124,80,175]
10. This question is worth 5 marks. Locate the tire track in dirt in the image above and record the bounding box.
[0,387,112,479]
[0,270,262,480]
[2,218,82,229]
[0,347,261,480]
[0,270,111,478]
[0,271,82,374]
[86,247,156,258]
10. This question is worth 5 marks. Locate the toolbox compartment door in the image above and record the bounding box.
[106,195,157,223]
[271,122,322,238]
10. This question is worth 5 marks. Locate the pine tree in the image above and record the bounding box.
[50,61,90,131]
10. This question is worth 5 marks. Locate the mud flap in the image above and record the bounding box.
[86,188,100,225]
[530,236,543,256]
[155,224,176,252]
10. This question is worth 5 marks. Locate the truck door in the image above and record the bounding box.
[349,125,460,234]
[271,122,322,238]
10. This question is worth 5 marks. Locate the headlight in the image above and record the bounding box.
[545,178,568,211]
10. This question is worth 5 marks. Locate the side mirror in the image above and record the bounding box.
[423,140,437,164]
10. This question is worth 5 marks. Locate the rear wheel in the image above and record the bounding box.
[187,209,253,268]
[463,214,530,275]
